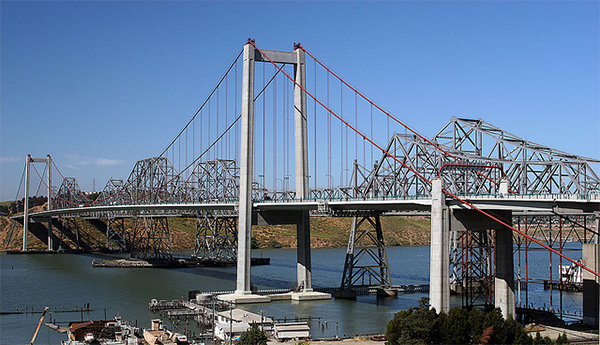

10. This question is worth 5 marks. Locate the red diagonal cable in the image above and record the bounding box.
[51,160,94,202]
[275,42,594,279]
[443,189,600,278]
[303,46,518,194]
[301,46,460,162]
[250,41,433,187]
[31,162,82,206]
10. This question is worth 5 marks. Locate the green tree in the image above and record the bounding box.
[440,307,470,344]
[555,333,569,345]
[386,297,439,345]
[533,331,553,345]
[238,323,268,345]
[499,316,532,344]
[386,299,538,345]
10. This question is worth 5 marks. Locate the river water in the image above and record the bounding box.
[0,245,583,344]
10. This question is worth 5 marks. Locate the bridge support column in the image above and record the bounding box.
[296,211,312,292]
[294,46,312,292]
[429,178,450,313]
[47,155,52,251]
[582,241,599,326]
[23,155,31,251]
[495,213,515,319]
[235,40,256,296]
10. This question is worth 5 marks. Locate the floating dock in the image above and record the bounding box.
[92,257,270,268]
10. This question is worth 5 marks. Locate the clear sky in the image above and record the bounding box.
[1,1,598,201]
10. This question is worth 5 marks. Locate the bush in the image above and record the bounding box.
[385,298,538,345]
[385,298,439,345]
[267,239,282,248]
[238,323,268,345]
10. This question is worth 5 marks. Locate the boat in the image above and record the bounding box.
[52,316,142,344]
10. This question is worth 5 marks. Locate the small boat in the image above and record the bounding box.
[52,316,142,345]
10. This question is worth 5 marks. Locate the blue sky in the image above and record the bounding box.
[1,1,598,201]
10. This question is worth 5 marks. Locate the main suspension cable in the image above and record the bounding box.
[250,41,433,186]
[302,46,460,161]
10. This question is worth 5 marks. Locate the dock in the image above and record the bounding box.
[92,257,270,268]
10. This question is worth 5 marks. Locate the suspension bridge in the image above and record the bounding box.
[8,39,600,322]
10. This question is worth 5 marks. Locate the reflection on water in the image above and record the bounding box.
[0,245,583,344]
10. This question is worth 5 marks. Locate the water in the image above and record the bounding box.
[0,245,583,344]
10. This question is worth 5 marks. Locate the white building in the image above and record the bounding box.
[216,308,273,332]
[214,322,250,342]
[273,322,310,341]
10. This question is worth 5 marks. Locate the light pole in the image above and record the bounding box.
[258,174,264,200]
[325,174,333,189]
[229,301,233,345]
[339,169,349,188]
[284,174,291,195]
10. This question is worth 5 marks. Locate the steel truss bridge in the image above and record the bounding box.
[12,40,600,320]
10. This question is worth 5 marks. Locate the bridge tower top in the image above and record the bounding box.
[237,41,310,295]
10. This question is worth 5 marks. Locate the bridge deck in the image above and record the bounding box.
[17,193,599,220]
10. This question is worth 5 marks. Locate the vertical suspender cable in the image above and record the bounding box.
[354,92,358,169]
[313,59,317,190]
[185,128,188,177]
[287,66,291,190]
[200,110,203,163]
[225,74,229,159]
[370,104,373,167]
[208,100,211,160]
[288,66,292,189]
[387,113,390,142]
[340,81,343,187]
[262,64,266,190]
[193,112,195,168]
[283,69,287,189]
[273,68,277,191]
[235,62,239,163]
[216,88,220,159]
[327,72,331,188]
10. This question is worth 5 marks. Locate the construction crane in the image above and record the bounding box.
[29,306,49,345]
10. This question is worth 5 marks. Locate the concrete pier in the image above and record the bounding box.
[582,242,599,326]
[293,46,312,293]
[235,41,256,296]
[429,178,450,313]
[495,215,515,319]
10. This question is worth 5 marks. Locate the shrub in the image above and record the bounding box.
[385,298,538,344]
[238,323,268,345]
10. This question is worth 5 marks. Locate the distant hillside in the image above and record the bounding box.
[253,216,430,248]
[1,212,430,251]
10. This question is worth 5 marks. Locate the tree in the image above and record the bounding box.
[238,323,268,345]
[533,331,553,345]
[499,316,532,344]
[386,297,438,345]
[440,307,470,344]
[386,298,539,345]
[555,333,569,345]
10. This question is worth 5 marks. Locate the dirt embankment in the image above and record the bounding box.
[1,211,430,251]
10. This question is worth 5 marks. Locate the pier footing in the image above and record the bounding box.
[291,291,331,301]
[217,290,331,304]
[217,293,270,304]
